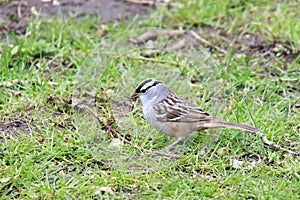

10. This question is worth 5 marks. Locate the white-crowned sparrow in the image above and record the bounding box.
[131,78,259,150]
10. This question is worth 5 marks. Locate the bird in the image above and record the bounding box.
[131,78,259,150]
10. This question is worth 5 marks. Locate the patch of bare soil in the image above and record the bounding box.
[0,120,32,138]
[0,0,151,36]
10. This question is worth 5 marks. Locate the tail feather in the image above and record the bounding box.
[200,117,258,133]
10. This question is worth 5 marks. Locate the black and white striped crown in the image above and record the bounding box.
[135,78,163,94]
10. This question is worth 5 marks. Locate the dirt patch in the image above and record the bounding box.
[197,25,299,61]
[0,120,33,138]
[0,0,151,36]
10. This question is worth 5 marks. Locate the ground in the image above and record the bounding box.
[0,0,300,199]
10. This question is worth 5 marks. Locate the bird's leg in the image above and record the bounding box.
[163,137,184,151]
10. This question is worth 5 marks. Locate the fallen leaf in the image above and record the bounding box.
[230,159,244,169]
[93,186,114,195]
[217,146,230,156]
[11,90,22,97]
[99,25,109,37]
[0,177,12,183]
[199,146,210,156]
[31,6,39,16]
[108,138,123,149]
[11,46,19,56]
[0,81,13,87]
[27,194,39,199]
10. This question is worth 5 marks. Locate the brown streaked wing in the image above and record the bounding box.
[153,93,211,123]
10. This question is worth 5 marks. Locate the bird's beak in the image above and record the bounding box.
[131,93,140,99]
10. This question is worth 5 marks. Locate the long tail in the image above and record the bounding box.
[198,117,299,156]
[200,117,258,133]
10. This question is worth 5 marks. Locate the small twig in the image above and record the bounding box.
[17,0,27,18]
[6,0,28,19]
[142,38,188,57]
[130,29,160,44]
[250,51,273,64]
[142,49,163,57]
[17,0,23,18]
[101,51,180,66]
[83,105,114,139]
[258,132,298,156]
[130,29,184,44]
[189,30,227,54]
[83,105,180,159]
[277,77,299,82]
[123,0,173,8]
[121,75,127,88]
[167,38,187,51]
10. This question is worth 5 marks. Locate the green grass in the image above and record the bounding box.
[1,0,300,199]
